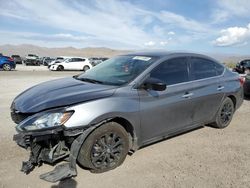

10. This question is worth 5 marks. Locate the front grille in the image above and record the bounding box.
[10,103,31,124]
[11,111,30,124]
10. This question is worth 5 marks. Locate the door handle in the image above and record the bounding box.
[217,86,224,91]
[182,92,193,98]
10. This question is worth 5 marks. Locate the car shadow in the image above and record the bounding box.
[244,95,250,101]
[51,178,77,188]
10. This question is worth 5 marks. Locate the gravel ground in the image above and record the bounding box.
[0,65,249,188]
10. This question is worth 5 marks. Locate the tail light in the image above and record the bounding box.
[239,76,245,86]
[8,57,14,61]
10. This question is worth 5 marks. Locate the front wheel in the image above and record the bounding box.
[57,65,64,71]
[77,122,129,173]
[212,97,235,129]
[2,63,11,71]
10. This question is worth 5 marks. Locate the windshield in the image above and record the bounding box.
[76,55,157,86]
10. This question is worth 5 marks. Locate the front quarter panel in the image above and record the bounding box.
[64,85,141,138]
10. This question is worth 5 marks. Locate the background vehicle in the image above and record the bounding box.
[11,55,22,64]
[243,66,250,96]
[24,54,40,66]
[48,56,70,68]
[42,57,55,66]
[233,59,250,74]
[0,53,3,56]
[49,57,92,71]
[89,57,109,66]
[11,52,243,182]
[0,55,15,71]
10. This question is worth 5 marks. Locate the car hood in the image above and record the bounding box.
[12,77,117,113]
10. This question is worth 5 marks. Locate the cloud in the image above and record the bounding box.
[0,0,212,49]
[167,31,175,35]
[156,11,208,33]
[213,23,250,46]
[160,41,168,46]
[217,0,250,17]
[211,0,250,24]
[144,41,156,46]
[210,10,229,24]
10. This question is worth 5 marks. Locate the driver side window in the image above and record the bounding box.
[150,57,189,85]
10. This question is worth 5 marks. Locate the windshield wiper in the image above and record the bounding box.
[76,77,104,84]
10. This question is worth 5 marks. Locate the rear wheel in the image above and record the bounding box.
[212,97,235,128]
[83,65,90,72]
[77,122,129,173]
[2,63,11,71]
[57,65,64,71]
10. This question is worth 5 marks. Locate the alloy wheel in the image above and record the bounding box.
[220,102,233,125]
[91,132,124,169]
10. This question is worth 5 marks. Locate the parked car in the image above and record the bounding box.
[89,57,109,66]
[11,52,243,182]
[24,54,40,66]
[42,57,55,66]
[0,53,3,56]
[49,57,92,71]
[11,55,22,64]
[242,66,250,96]
[48,56,70,68]
[0,55,16,71]
[233,59,250,74]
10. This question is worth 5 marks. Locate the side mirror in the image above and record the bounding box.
[142,78,166,91]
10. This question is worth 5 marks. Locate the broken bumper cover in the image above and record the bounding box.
[13,125,98,183]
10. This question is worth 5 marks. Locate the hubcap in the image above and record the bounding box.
[3,64,11,70]
[91,132,124,169]
[220,102,233,124]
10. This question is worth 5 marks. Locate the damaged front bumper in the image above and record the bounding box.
[13,126,97,183]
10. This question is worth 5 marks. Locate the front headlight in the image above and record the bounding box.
[17,109,74,131]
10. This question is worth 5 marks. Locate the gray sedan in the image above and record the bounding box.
[11,51,243,182]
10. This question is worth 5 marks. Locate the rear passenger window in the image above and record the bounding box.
[150,57,189,85]
[214,62,224,75]
[190,57,219,80]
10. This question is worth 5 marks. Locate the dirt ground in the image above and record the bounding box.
[0,65,249,188]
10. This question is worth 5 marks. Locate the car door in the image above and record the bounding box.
[76,58,86,70]
[63,58,74,70]
[69,58,78,70]
[187,57,225,124]
[138,57,198,143]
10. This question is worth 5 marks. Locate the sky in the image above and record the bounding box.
[0,0,250,55]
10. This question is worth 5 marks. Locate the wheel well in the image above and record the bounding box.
[227,95,236,108]
[108,117,137,151]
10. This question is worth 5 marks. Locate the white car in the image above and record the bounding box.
[49,57,93,71]
[48,56,72,67]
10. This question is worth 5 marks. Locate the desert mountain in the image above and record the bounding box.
[0,44,130,58]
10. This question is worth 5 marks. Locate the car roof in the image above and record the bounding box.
[240,59,250,62]
[124,50,217,61]
[58,56,86,59]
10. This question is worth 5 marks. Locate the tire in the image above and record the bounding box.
[57,65,64,71]
[2,63,11,71]
[212,97,235,129]
[83,65,90,72]
[77,122,129,173]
